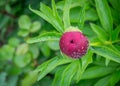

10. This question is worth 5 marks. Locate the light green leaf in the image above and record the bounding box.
[18,29,29,37]
[29,5,64,33]
[60,61,78,86]
[18,15,31,30]
[21,70,38,86]
[30,21,41,33]
[95,75,111,86]
[26,32,61,43]
[8,37,20,47]
[90,23,108,41]
[0,45,15,61]
[16,43,29,55]
[91,46,120,63]
[81,66,115,79]
[14,53,31,68]
[56,0,87,10]
[105,58,110,66]
[63,0,71,28]
[95,0,113,33]
[29,44,39,59]
[81,50,93,71]
[52,0,64,31]
[47,41,59,50]
[41,42,50,57]
[74,60,82,83]
[37,56,72,81]
[78,6,85,28]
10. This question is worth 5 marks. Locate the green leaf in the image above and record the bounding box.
[8,37,20,47]
[90,23,108,41]
[78,6,85,28]
[7,76,18,86]
[26,32,61,43]
[16,43,29,55]
[41,42,51,57]
[14,53,32,68]
[52,0,64,31]
[29,44,39,59]
[95,0,113,33]
[29,5,64,33]
[18,29,29,37]
[75,50,93,82]
[47,41,59,50]
[85,8,98,21]
[91,46,120,63]
[18,15,31,30]
[0,72,7,86]
[52,66,66,86]
[0,45,15,61]
[63,0,71,28]
[21,70,38,86]
[81,50,93,71]
[37,56,72,81]
[60,61,78,86]
[30,21,41,33]
[109,0,120,12]
[105,58,110,66]
[109,71,120,86]
[56,0,87,11]
[74,60,82,83]
[111,25,120,41]
[95,75,111,86]
[81,66,115,79]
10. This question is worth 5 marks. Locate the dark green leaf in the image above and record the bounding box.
[95,75,111,86]
[109,71,120,86]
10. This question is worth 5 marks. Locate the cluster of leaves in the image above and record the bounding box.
[0,0,59,86]
[26,0,120,86]
[0,0,120,86]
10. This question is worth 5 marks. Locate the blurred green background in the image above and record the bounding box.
[0,0,58,86]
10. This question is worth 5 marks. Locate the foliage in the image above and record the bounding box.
[0,0,120,86]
